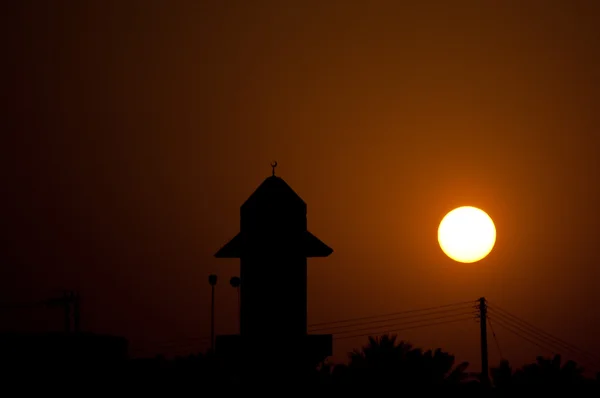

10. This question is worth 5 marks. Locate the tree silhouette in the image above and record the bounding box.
[514,355,585,387]
[349,334,411,369]
[346,334,471,387]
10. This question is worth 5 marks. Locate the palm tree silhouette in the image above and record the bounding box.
[513,355,585,388]
[347,334,471,387]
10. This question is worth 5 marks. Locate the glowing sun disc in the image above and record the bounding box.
[438,206,496,263]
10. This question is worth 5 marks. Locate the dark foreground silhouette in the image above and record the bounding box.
[1,332,598,395]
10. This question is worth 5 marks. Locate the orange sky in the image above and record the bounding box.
[1,0,599,372]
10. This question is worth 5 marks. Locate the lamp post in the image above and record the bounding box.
[208,274,217,352]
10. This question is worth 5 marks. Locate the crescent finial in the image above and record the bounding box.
[271,161,278,176]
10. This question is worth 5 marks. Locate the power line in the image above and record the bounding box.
[129,313,475,352]
[490,315,599,372]
[487,305,600,364]
[487,301,599,362]
[487,307,600,373]
[489,312,573,355]
[490,317,558,356]
[127,304,476,355]
[334,316,475,340]
[309,300,477,328]
[309,306,477,332]
[487,317,503,359]
[324,311,476,335]
[489,316,592,368]
[127,300,477,354]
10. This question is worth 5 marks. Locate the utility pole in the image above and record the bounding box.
[478,296,489,387]
[208,274,218,352]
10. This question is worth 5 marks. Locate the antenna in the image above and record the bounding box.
[1,290,81,333]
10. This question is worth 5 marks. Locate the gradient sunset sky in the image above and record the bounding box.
[1,0,599,371]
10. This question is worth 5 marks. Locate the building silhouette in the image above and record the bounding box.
[0,331,128,378]
[215,164,333,383]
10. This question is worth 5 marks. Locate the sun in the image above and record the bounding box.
[438,206,496,263]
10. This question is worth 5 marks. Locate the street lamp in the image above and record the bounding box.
[208,274,217,352]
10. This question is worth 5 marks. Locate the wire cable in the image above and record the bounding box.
[309,300,477,328]
[487,301,599,362]
[487,306,600,364]
[487,317,504,359]
[309,306,478,332]
[324,311,477,335]
[334,316,475,340]
[489,312,577,355]
[490,317,559,355]
[490,316,599,372]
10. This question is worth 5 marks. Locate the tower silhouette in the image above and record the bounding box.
[215,163,333,382]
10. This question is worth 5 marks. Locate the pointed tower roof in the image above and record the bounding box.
[214,162,333,258]
[241,175,305,211]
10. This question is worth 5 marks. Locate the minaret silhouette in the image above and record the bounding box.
[215,163,333,381]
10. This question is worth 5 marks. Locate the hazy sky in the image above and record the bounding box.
[1,0,599,371]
